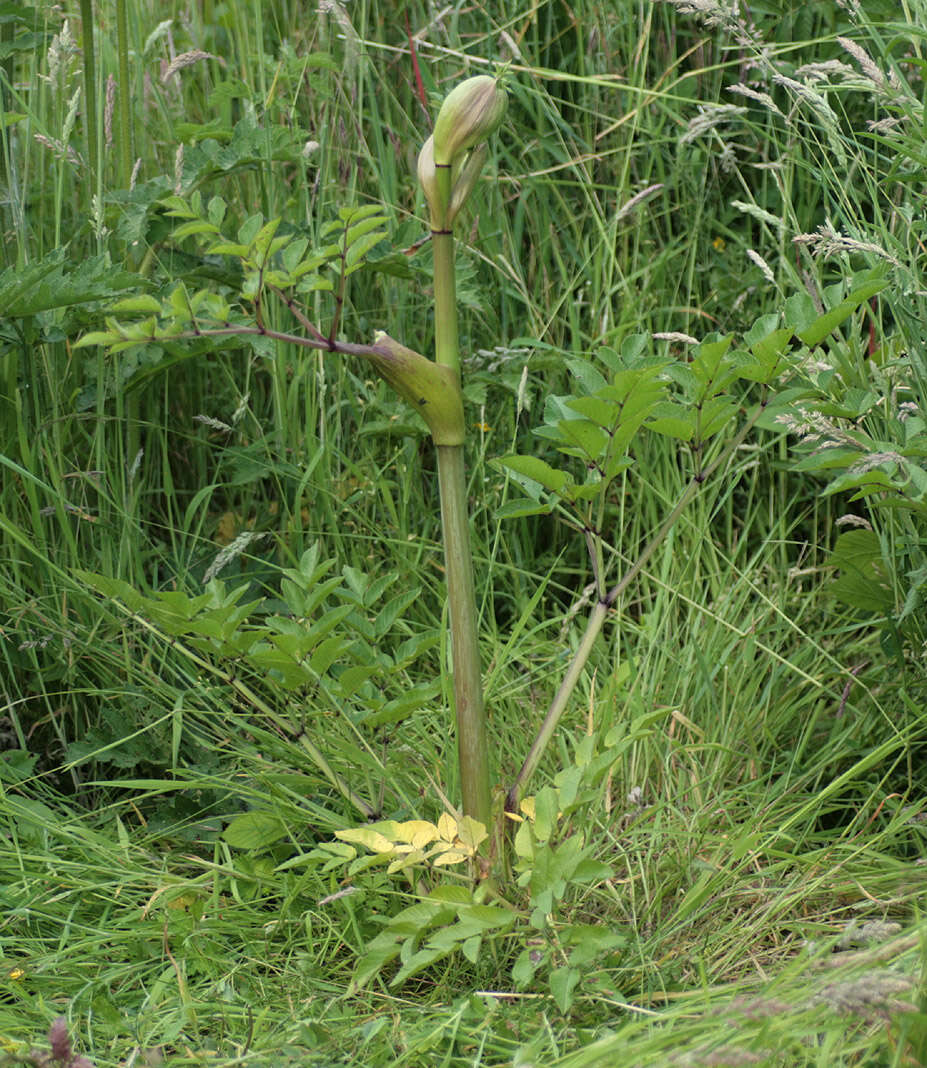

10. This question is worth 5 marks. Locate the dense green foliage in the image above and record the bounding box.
[1,0,926,1064]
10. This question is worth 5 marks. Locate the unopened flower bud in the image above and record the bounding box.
[417,135,444,229]
[448,142,488,223]
[432,75,507,168]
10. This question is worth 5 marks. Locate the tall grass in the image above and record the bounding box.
[1,0,926,1065]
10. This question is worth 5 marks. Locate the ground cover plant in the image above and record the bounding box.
[1,0,926,1065]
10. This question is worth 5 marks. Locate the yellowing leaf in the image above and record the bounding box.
[336,826,397,854]
[457,816,488,850]
[387,849,425,874]
[520,797,536,821]
[431,846,471,866]
[395,820,439,849]
[166,894,199,911]
[437,812,458,842]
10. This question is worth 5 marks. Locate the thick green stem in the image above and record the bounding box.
[432,234,458,374]
[428,164,491,826]
[437,444,491,827]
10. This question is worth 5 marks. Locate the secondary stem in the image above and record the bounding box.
[506,408,764,811]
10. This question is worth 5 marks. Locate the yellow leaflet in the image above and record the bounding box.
[335,826,397,853]
[387,849,425,874]
[395,820,439,849]
[431,847,471,866]
[457,816,487,850]
[437,812,458,842]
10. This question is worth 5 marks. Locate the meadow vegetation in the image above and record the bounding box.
[1,0,926,1064]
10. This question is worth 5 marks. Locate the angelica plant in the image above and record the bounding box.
[80,70,887,861]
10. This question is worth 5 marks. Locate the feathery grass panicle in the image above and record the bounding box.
[203,530,269,583]
[793,224,902,266]
[727,82,784,117]
[745,249,775,284]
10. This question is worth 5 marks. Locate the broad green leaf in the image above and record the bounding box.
[308,635,347,675]
[815,389,877,420]
[511,947,541,987]
[160,195,196,217]
[344,232,388,274]
[792,446,863,474]
[565,357,608,393]
[742,312,781,348]
[620,333,649,362]
[0,250,141,317]
[338,203,384,224]
[373,587,422,637]
[352,943,401,991]
[795,275,887,348]
[699,395,739,438]
[495,498,553,520]
[334,664,379,698]
[223,811,288,850]
[172,220,220,240]
[247,646,313,689]
[281,235,310,271]
[570,857,615,882]
[361,682,440,729]
[206,241,250,257]
[749,326,793,364]
[603,454,634,481]
[647,402,696,440]
[250,217,283,262]
[75,330,120,349]
[238,212,264,245]
[565,395,618,427]
[556,418,608,460]
[76,569,145,613]
[827,530,894,613]
[691,334,734,386]
[207,196,226,227]
[823,467,898,501]
[109,295,163,315]
[344,215,387,256]
[549,966,580,1013]
[499,455,569,495]
[390,946,446,986]
[533,786,560,842]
